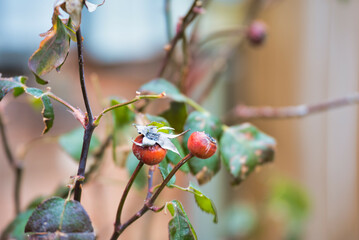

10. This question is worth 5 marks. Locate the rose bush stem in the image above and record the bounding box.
[111,153,193,240]
[73,28,96,202]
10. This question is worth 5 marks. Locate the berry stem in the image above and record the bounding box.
[113,161,144,229]
[146,166,156,200]
[111,153,193,239]
[149,153,193,203]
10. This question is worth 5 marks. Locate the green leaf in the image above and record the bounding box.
[267,178,310,240]
[126,152,147,189]
[146,114,170,126]
[166,138,189,173]
[159,158,176,187]
[189,183,218,223]
[161,102,188,132]
[26,196,47,211]
[173,183,218,223]
[1,209,34,240]
[25,197,95,239]
[139,78,187,102]
[183,111,222,184]
[110,97,135,128]
[28,15,70,83]
[59,127,101,162]
[0,76,26,100]
[220,123,276,185]
[167,200,197,240]
[222,203,257,238]
[0,76,55,134]
[268,178,310,221]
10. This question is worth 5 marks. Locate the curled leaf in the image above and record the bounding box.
[28,11,71,84]
[85,0,105,12]
[0,76,54,134]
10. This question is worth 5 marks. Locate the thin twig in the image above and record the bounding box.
[73,28,96,202]
[232,93,359,119]
[110,153,193,240]
[0,111,23,214]
[179,33,190,93]
[157,0,200,78]
[94,93,165,126]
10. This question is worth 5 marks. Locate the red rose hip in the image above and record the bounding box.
[132,135,167,165]
[187,131,217,159]
[247,20,267,46]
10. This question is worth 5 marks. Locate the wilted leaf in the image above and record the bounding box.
[60,0,84,30]
[85,0,105,12]
[183,111,222,184]
[161,102,188,132]
[59,127,101,161]
[167,200,197,240]
[139,78,187,102]
[126,152,147,189]
[25,197,95,239]
[0,76,54,134]
[159,158,176,187]
[220,123,276,185]
[28,14,70,84]
[1,209,34,240]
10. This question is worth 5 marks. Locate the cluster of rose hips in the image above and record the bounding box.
[132,125,217,166]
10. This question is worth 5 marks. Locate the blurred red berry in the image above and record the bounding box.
[247,20,267,46]
[132,135,167,165]
[187,131,217,159]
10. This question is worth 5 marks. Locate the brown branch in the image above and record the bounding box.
[157,0,201,78]
[73,28,96,202]
[110,153,193,240]
[0,111,23,214]
[233,93,359,119]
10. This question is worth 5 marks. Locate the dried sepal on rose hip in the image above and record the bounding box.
[187,131,217,159]
[132,124,189,165]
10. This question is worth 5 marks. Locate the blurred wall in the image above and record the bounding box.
[238,0,359,239]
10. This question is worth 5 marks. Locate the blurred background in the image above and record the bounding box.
[0,0,358,239]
